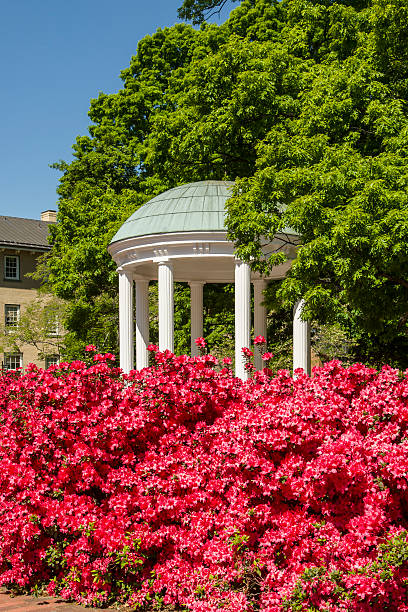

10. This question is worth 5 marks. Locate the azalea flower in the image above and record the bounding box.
[254,335,266,345]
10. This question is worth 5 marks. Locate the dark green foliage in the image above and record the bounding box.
[226,0,408,367]
[148,283,236,360]
[203,284,235,358]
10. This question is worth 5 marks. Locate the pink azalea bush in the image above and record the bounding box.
[0,348,408,610]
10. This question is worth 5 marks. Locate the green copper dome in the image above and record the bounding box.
[110,180,234,244]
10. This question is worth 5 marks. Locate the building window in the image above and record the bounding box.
[45,309,59,336]
[5,304,20,327]
[4,353,22,370]
[4,255,20,280]
[45,355,59,368]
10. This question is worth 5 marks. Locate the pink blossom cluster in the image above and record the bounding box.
[0,351,408,610]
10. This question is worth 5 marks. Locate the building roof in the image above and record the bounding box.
[0,216,53,250]
[110,180,298,245]
[111,181,234,244]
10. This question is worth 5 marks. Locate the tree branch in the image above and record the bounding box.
[177,0,235,24]
[378,271,408,290]
[206,0,230,21]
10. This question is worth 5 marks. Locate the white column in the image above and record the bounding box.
[118,268,134,374]
[158,260,174,352]
[253,280,267,370]
[235,259,251,380]
[189,281,204,356]
[293,299,311,375]
[135,279,149,370]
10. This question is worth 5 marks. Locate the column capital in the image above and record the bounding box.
[156,258,172,266]
[133,275,150,285]
[117,266,133,277]
[188,280,205,286]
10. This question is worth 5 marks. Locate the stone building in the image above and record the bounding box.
[0,210,58,370]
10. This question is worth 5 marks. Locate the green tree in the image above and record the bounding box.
[226,0,408,366]
[45,21,241,358]
[46,0,408,366]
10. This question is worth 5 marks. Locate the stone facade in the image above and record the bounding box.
[0,211,58,370]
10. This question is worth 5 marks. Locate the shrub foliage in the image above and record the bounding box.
[1,349,408,610]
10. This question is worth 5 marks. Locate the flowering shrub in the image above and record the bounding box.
[1,350,408,610]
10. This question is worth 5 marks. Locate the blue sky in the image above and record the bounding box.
[0,0,232,220]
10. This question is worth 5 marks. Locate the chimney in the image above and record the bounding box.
[41,210,57,222]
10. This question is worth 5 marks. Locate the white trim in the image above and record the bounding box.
[4,254,20,280]
[5,304,20,327]
[4,352,22,370]
[108,230,298,283]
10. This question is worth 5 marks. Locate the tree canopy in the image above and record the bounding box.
[226,0,408,363]
[45,0,408,366]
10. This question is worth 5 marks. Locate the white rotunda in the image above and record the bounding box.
[108,180,311,378]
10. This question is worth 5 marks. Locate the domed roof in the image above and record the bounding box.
[110,180,234,244]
